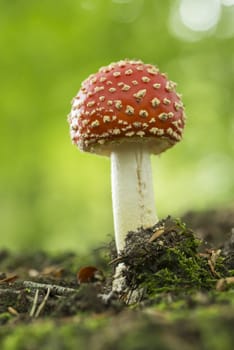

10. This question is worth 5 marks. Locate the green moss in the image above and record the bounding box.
[120,217,231,299]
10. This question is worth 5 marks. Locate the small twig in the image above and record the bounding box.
[8,306,19,316]
[208,259,220,278]
[148,228,165,243]
[199,249,221,278]
[29,289,39,317]
[108,256,125,265]
[23,281,77,295]
[35,288,51,318]
[0,288,21,295]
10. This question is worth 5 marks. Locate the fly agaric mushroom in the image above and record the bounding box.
[68,59,185,254]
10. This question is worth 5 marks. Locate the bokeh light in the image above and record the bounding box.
[222,0,234,6]
[170,0,234,41]
[179,0,221,32]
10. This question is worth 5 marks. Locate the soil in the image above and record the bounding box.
[0,207,234,350]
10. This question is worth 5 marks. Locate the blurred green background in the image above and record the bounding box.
[0,0,233,252]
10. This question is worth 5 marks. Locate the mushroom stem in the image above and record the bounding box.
[111,142,158,253]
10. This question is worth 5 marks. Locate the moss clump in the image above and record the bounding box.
[116,217,228,299]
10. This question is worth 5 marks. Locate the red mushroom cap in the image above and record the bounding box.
[68,59,186,155]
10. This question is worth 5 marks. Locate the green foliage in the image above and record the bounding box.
[0,0,234,251]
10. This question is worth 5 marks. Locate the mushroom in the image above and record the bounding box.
[68,59,185,254]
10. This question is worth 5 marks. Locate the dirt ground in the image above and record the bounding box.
[0,207,234,350]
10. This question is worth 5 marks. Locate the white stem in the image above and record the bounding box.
[111,142,158,253]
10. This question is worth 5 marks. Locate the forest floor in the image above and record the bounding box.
[0,208,234,350]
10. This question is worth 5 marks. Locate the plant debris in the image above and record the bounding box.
[0,211,233,349]
[111,217,232,303]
